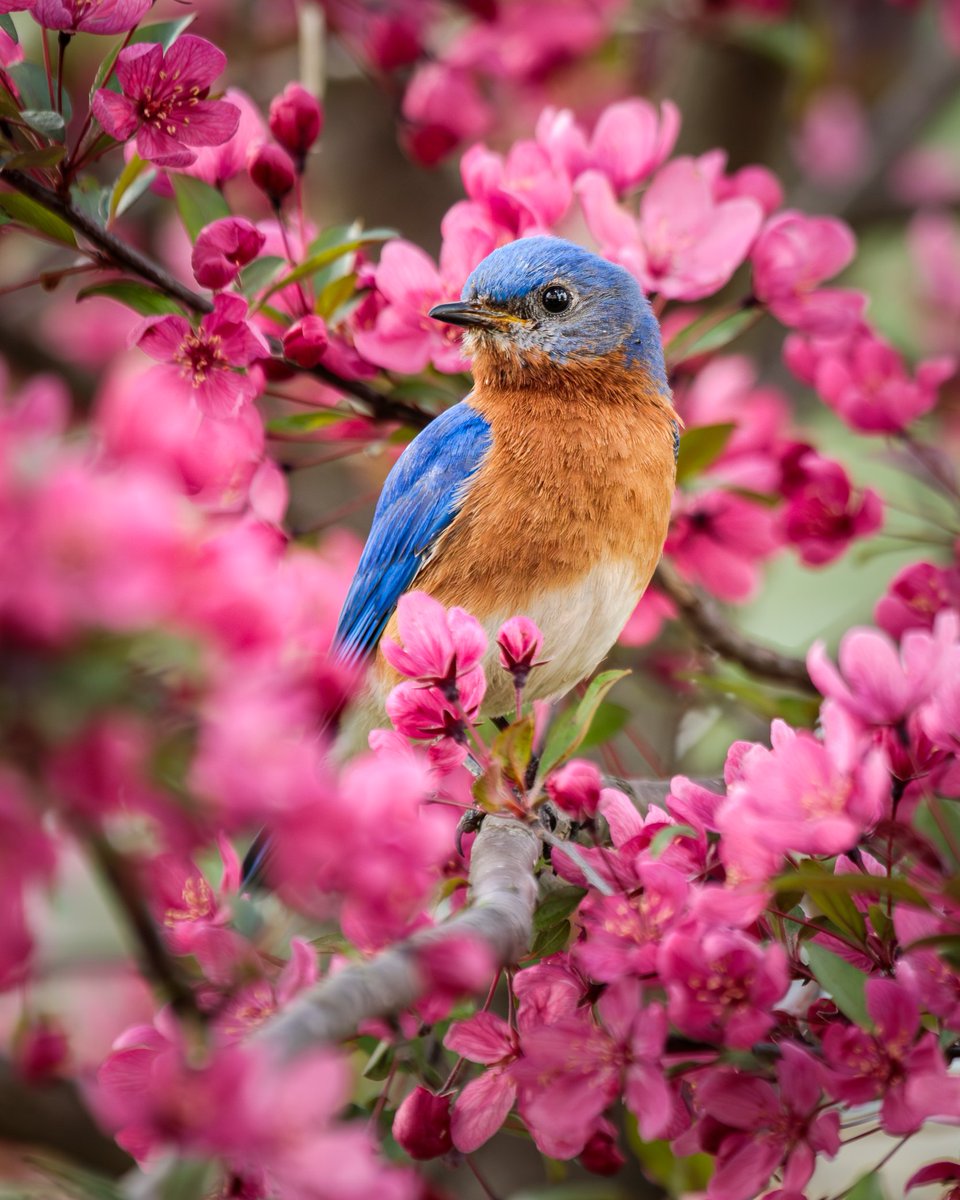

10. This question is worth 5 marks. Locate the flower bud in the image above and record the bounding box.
[496,615,545,688]
[192,217,266,289]
[580,1126,626,1176]
[546,758,602,820]
[248,143,295,205]
[282,315,329,368]
[269,83,323,169]
[392,1086,452,1160]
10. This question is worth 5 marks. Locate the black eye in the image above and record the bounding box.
[541,285,571,314]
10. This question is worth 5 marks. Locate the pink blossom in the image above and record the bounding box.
[386,676,485,743]
[353,240,468,374]
[822,978,960,1134]
[445,1011,520,1153]
[579,1119,626,1176]
[546,759,602,820]
[619,586,676,645]
[216,938,318,1041]
[715,162,784,216]
[716,705,888,882]
[578,159,763,301]
[875,561,960,638]
[666,490,780,602]
[136,293,269,419]
[381,592,487,687]
[497,615,546,688]
[192,217,266,290]
[808,610,958,727]
[795,326,955,434]
[658,927,788,1048]
[93,36,240,168]
[779,449,882,566]
[181,88,267,189]
[13,1015,69,1082]
[30,0,150,33]
[751,211,865,335]
[461,140,573,234]
[401,63,491,166]
[575,860,689,983]
[586,98,681,195]
[792,88,869,187]
[269,82,323,169]
[0,24,21,65]
[907,1161,960,1194]
[895,908,960,1027]
[695,1046,840,1200]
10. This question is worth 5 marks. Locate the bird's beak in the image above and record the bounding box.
[428,301,526,330]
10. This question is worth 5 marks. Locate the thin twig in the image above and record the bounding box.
[85,833,203,1022]
[655,560,816,694]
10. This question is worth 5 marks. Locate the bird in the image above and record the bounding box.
[242,234,677,884]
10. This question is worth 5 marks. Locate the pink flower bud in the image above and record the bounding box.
[580,1125,626,1176]
[268,83,323,168]
[283,315,329,367]
[248,143,295,205]
[392,1086,453,1160]
[546,758,602,819]
[192,217,266,289]
[496,615,545,688]
[14,1016,69,1083]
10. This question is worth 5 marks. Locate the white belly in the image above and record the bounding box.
[336,559,642,756]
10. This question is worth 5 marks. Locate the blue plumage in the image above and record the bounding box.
[333,401,492,665]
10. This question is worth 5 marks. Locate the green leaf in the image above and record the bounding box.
[20,108,66,142]
[626,1129,713,1195]
[675,422,736,484]
[687,670,820,725]
[529,920,572,960]
[0,13,18,41]
[805,942,870,1028]
[0,192,76,246]
[9,62,72,122]
[649,823,698,859]
[77,280,184,316]
[2,144,66,169]
[533,886,587,931]
[171,174,231,242]
[577,700,630,751]
[239,254,286,297]
[665,307,759,364]
[771,867,929,910]
[492,714,535,785]
[110,152,151,219]
[316,270,358,319]
[538,669,630,778]
[259,229,396,303]
[510,1187,626,1200]
[790,860,866,942]
[92,15,196,95]
[362,1038,394,1081]
[266,411,347,436]
[843,1171,888,1200]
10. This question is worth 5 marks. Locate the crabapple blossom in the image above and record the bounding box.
[546,758,602,819]
[666,489,780,601]
[496,615,546,687]
[751,211,865,335]
[27,0,151,34]
[381,592,487,689]
[779,448,883,565]
[269,82,323,169]
[283,315,330,367]
[93,37,240,168]
[248,142,296,204]
[875,561,960,637]
[136,294,269,419]
[392,1087,453,1160]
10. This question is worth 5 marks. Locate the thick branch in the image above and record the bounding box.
[0,170,431,429]
[258,816,540,1058]
[0,1058,133,1178]
[655,560,816,694]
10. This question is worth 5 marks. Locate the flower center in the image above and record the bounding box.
[174,330,228,386]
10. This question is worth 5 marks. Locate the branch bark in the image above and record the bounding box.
[655,560,815,694]
[257,816,540,1058]
[0,1058,133,1178]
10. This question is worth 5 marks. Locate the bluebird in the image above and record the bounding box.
[242,235,677,881]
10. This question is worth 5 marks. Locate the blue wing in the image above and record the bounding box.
[333,400,492,665]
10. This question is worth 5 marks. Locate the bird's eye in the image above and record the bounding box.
[541,285,571,314]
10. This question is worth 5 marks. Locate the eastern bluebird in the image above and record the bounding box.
[243,234,676,882]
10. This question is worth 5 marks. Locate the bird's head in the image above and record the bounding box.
[429,235,668,393]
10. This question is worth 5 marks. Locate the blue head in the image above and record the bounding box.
[429,236,668,393]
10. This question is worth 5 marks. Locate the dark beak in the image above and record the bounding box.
[428,301,525,330]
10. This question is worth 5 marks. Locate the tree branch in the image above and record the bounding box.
[0,169,432,430]
[257,816,540,1058]
[655,560,816,694]
[0,1058,133,1178]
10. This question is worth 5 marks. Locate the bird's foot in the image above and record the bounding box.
[455,807,485,856]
